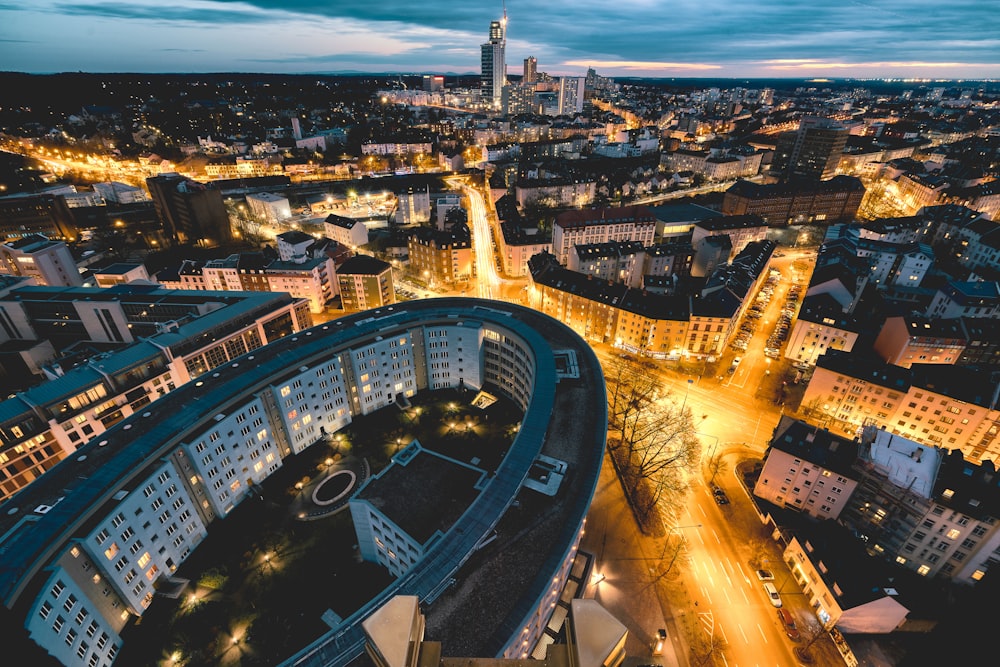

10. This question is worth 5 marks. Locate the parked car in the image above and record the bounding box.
[755,569,774,581]
[763,582,782,607]
[711,485,730,505]
[777,608,800,641]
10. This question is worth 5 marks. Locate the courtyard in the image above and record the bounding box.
[115,387,522,667]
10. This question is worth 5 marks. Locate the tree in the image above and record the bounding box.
[605,357,701,531]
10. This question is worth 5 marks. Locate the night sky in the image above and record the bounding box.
[1,0,998,78]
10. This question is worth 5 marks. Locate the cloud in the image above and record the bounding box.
[564,60,721,72]
[2,0,998,76]
[50,1,278,24]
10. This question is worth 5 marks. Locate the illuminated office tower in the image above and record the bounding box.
[480,11,507,109]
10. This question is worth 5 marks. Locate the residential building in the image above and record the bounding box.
[0,235,83,286]
[691,215,769,257]
[557,77,586,116]
[0,286,310,501]
[396,186,431,225]
[786,294,863,366]
[91,263,150,288]
[873,316,966,367]
[336,255,395,311]
[146,174,232,246]
[568,240,645,287]
[801,350,1000,464]
[753,416,860,520]
[925,280,1000,319]
[771,116,849,181]
[407,225,472,286]
[551,206,657,265]
[721,177,865,226]
[324,214,370,249]
[1,301,605,667]
[245,192,291,225]
[0,194,79,242]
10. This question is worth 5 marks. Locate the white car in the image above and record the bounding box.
[763,582,782,607]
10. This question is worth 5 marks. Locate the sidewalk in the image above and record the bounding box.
[581,453,690,667]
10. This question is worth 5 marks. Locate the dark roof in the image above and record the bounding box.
[554,205,656,230]
[933,451,1000,521]
[529,253,689,321]
[815,349,912,392]
[768,415,860,477]
[695,214,767,232]
[337,255,391,276]
[277,230,314,244]
[356,446,483,544]
[725,175,865,199]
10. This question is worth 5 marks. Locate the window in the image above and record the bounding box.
[39,602,52,620]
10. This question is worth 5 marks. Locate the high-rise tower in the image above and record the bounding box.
[480,7,507,110]
[771,115,849,181]
[523,56,537,83]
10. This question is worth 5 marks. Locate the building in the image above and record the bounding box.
[523,56,537,83]
[568,240,645,287]
[0,286,311,501]
[772,116,850,181]
[324,214,370,249]
[91,182,149,205]
[721,177,865,226]
[246,192,292,225]
[396,186,431,225]
[0,235,83,286]
[276,229,316,264]
[91,263,150,288]
[0,194,79,242]
[336,255,395,311]
[0,300,606,667]
[925,280,1000,320]
[551,206,657,265]
[691,215,769,257]
[558,77,586,116]
[528,252,690,356]
[407,225,472,286]
[362,596,626,667]
[801,350,1000,464]
[480,14,507,109]
[873,316,966,368]
[146,174,232,246]
[753,416,860,520]
[785,294,863,366]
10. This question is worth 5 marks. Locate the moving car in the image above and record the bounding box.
[763,582,782,607]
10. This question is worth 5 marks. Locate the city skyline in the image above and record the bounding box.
[1,0,998,80]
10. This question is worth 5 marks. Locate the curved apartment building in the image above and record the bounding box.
[0,298,607,667]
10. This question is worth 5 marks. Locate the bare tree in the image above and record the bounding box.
[605,357,701,531]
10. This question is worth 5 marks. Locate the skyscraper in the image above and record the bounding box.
[480,10,507,110]
[771,115,849,181]
[523,56,537,83]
